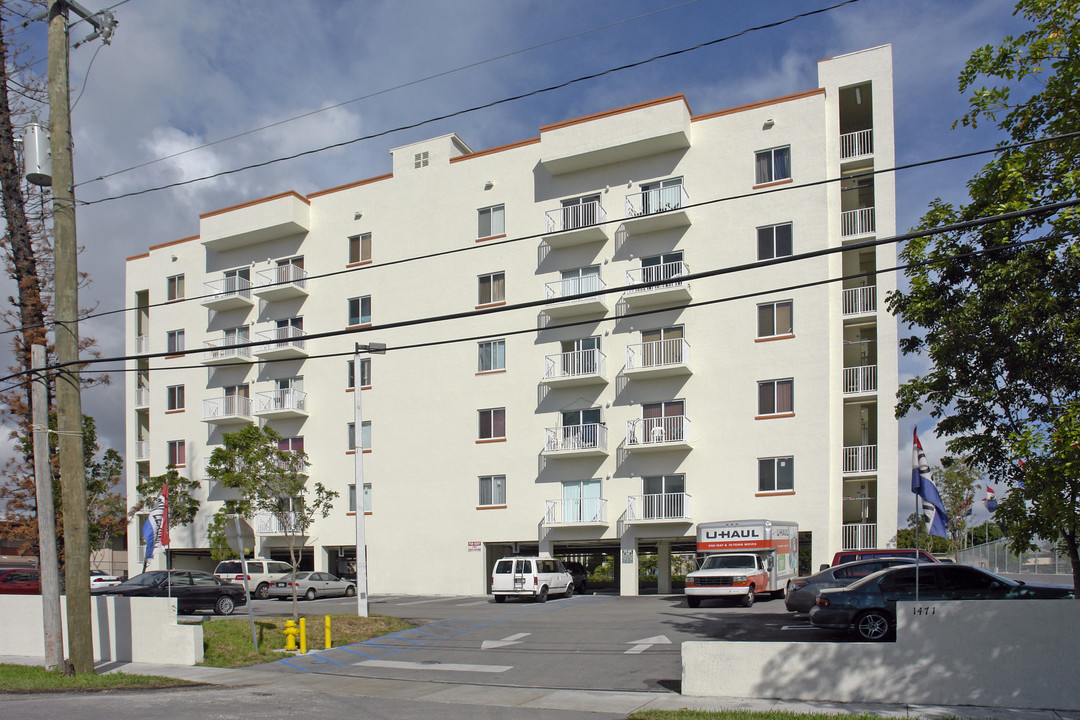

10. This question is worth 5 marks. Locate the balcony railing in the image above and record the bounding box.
[626,492,692,521]
[840,129,873,160]
[202,336,252,363]
[256,263,307,292]
[202,276,253,304]
[842,286,876,315]
[255,325,307,353]
[545,200,606,234]
[543,349,606,382]
[544,423,607,453]
[841,207,876,237]
[625,339,690,372]
[625,185,689,217]
[842,522,878,550]
[135,440,149,461]
[256,388,307,414]
[202,395,253,422]
[545,497,608,525]
[625,261,689,294]
[135,386,149,408]
[255,512,301,535]
[843,444,878,473]
[134,335,149,354]
[626,416,689,447]
[843,365,878,394]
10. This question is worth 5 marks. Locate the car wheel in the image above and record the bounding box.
[345,585,356,597]
[854,610,893,641]
[536,585,548,603]
[581,581,587,594]
[564,582,574,599]
[742,586,755,607]
[255,583,270,600]
[214,595,235,616]
[305,588,316,601]
[494,594,506,603]
[687,596,701,608]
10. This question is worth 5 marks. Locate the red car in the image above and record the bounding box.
[0,568,40,594]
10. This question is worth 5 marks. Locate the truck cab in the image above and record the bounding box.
[684,552,772,607]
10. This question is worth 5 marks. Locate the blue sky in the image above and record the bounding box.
[4,0,1026,527]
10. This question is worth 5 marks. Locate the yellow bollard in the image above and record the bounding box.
[299,617,307,654]
[325,615,332,649]
[284,620,298,651]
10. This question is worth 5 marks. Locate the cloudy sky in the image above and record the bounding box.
[6,0,1025,526]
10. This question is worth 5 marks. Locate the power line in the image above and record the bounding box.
[76,0,865,206]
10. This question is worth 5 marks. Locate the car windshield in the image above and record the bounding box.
[701,555,756,570]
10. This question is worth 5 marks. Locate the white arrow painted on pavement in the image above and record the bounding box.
[625,635,671,654]
[481,632,530,650]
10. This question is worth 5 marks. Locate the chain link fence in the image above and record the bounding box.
[957,538,1071,576]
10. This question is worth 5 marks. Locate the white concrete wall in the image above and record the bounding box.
[2,595,204,665]
[683,600,1080,711]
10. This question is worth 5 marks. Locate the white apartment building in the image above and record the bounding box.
[124,45,898,596]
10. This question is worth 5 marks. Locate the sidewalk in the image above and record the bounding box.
[1,654,1072,719]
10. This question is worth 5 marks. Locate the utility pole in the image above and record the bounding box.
[32,344,63,670]
[353,342,385,617]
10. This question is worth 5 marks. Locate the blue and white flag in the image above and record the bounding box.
[142,489,166,560]
[912,428,948,538]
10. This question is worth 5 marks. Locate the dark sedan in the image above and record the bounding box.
[809,563,1072,641]
[91,570,247,615]
[562,561,589,594]
[785,558,915,613]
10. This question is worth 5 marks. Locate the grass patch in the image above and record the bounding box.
[200,614,415,668]
[0,663,195,693]
[630,713,915,720]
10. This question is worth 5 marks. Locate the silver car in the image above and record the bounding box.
[785,558,915,613]
[267,571,356,600]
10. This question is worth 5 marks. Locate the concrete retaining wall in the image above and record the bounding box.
[2,595,203,665]
[683,600,1080,711]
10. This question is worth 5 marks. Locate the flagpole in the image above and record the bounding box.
[914,478,920,602]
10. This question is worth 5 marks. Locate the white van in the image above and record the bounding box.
[490,556,575,603]
[214,558,294,599]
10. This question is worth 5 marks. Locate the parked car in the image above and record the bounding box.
[490,557,575,603]
[785,558,915,613]
[214,558,294,599]
[562,561,588,594]
[828,548,938,569]
[267,571,356,600]
[0,567,40,594]
[809,563,1073,641]
[90,570,123,588]
[91,570,247,615]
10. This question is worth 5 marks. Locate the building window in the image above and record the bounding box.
[166,385,185,411]
[640,177,683,213]
[347,358,371,389]
[349,233,372,265]
[757,223,793,260]
[348,483,372,512]
[348,296,371,326]
[478,408,506,440]
[755,146,791,184]
[479,475,506,507]
[759,457,794,492]
[641,474,685,519]
[166,329,185,354]
[347,422,372,451]
[478,339,505,372]
[414,151,429,168]
[478,205,505,238]
[166,274,184,301]
[478,272,505,306]
[278,436,304,457]
[167,440,186,467]
[758,378,794,415]
[757,301,793,338]
[560,194,602,230]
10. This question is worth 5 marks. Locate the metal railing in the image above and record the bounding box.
[545,497,608,524]
[625,260,689,293]
[956,538,1072,576]
[202,395,252,420]
[544,349,606,381]
[135,440,148,461]
[841,207,876,237]
[544,274,605,302]
[545,200,606,233]
[203,275,252,300]
[843,445,877,473]
[135,386,150,408]
[256,263,307,291]
[544,423,607,452]
[840,129,873,159]
[626,416,689,446]
[626,339,690,371]
[843,365,877,394]
[255,512,301,535]
[255,325,307,351]
[842,522,878,550]
[255,388,307,413]
[842,285,876,315]
[203,336,252,362]
[624,184,689,216]
[134,335,149,354]
[627,492,692,521]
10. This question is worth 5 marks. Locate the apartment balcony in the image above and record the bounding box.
[134,335,150,354]
[201,337,254,365]
[843,365,878,395]
[134,386,149,409]
[626,492,692,522]
[254,264,308,301]
[543,424,608,457]
[202,395,254,426]
[842,286,876,316]
[842,522,878,550]
[254,389,308,419]
[200,191,310,251]
[625,416,691,452]
[254,511,302,536]
[542,277,607,319]
[542,201,607,247]
[253,326,308,360]
[843,445,877,474]
[135,440,149,462]
[625,339,691,379]
[542,349,607,387]
[622,261,691,308]
[201,276,254,311]
[543,498,608,526]
[622,185,691,234]
[840,207,876,238]
[840,129,874,162]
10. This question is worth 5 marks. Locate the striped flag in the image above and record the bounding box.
[983,485,998,513]
[141,483,169,559]
[912,428,948,537]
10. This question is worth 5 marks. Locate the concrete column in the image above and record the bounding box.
[619,532,638,597]
[538,534,553,558]
[657,539,672,594]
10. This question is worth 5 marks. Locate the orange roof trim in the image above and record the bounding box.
[126,252,149,262]
[450,137,540,164]
[691,88,825,122]
[309,172,394,199]
[147,235,200,252]
[540,95,691,133]
[199,190,309,220]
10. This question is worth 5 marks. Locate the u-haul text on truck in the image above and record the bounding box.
[684,519,798,608]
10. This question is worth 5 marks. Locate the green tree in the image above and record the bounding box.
[206,425,336,621]
[129,467,202,568]
[933,459,982,558]
[886,0,1080,592]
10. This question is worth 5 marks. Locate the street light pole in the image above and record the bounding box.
[353,342,385,617]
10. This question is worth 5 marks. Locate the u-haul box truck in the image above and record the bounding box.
[684,519,798,607]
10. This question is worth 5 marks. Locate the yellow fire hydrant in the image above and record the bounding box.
[283,620,299,651]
